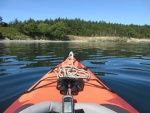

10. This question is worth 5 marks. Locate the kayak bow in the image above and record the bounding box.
[4,52,138,113]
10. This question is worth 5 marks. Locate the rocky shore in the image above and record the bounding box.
[67,35,150,42]
[0,36,150,43]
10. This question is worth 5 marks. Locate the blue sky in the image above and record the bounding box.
[0,0,150,25]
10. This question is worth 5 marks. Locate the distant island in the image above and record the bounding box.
[0,16,150,42]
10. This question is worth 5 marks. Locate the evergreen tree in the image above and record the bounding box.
[1,17,149,40]
[0,16,2,23]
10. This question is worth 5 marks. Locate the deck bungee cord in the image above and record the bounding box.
[24,51,112,94]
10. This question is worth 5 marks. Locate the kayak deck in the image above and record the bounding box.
[4,53,138,113]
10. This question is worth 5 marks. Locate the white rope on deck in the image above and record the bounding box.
[55,52,90,80]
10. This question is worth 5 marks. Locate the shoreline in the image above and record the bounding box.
[126,38,150,42]
[0,39,86,43]
[0,36,150,43]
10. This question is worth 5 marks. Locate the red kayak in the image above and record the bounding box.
[4,52,138,113]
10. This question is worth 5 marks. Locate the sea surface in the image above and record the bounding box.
[0,41,150,113]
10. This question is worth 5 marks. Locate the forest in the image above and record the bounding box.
[0,16,150,40]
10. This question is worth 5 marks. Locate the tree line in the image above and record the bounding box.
[0,16,150,40]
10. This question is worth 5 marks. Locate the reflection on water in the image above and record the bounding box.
[0,41,150,113]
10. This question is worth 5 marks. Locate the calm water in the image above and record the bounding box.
[0,41,150,113]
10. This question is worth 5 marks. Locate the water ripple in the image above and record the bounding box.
[0,42,150,113]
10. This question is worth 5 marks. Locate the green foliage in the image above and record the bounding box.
[49,21,68,39]
[0,27,30,40]
[0,16,150,40]
[24,22,37,35]
[38,23,50,36]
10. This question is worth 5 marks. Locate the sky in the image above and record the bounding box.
[0,0,150,25]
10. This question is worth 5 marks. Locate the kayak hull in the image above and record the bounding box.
[4,56,138,113]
